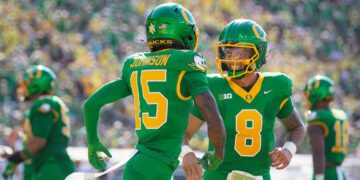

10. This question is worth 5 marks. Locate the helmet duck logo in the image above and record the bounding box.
[149,23,155,34]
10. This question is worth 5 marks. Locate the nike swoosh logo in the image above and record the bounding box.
[264,90,272,94]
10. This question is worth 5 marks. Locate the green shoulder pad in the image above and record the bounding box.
[206,73,225,86]
[167,50,207,72]
[304,110,320,122]
[263,72,292,97]
[331,109,348,121]
[31,95,61,114]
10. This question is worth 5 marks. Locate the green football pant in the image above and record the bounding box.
[312,166,346,180]
[122,152,175,180]
[31,157,74,180]
[24,162,34,180]
[203,169,270,180]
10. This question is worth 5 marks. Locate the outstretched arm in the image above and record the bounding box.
[84,79,131,144]
[194,91,226,160]
[84,79,131,171]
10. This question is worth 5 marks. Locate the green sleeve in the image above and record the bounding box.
[191,104,205,122]
[277,97,295,119]
[182,71,209,97]
[84,78,131,144]
[30,111,55,138]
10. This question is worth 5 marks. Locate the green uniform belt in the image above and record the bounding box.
[136,144,179,170]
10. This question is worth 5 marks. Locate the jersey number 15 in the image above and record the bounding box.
[130,70,168,130]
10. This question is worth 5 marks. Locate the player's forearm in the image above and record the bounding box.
[195,91,226,159]
[83,80,126,144]
[7,137,46,164]
[313,152,325,174]
[282,110,305,147]
[206,124,226,159]
[308,125,326,175]
[25,137,46,154]
[83,99,102,144]
[285,125,305,147]
[183,114,204,146]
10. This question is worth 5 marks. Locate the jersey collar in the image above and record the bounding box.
[226,72,264,103]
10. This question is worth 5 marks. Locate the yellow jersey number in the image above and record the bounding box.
[59,100,70,137]
[331,121,349,153]
[235,109,263,157]
[130,70,168,130]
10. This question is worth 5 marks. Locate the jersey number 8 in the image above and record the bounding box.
[235,109,263,157]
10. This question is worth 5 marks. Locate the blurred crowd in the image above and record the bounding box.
[0,0,359,155]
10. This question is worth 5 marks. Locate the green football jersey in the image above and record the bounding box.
[120,49,209,160]
[192,72,294,176]
[29,95,72,171]
[306,108,349,164]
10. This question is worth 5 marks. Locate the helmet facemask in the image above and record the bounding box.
[216,42,260,79]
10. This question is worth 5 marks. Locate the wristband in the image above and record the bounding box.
[179,145,193,159]
[22,149,33,158]
[315,174,324,180]
[283,141,297,157]
[7,151,25,164]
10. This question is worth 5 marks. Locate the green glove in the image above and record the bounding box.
[88,142,112,171]
[2,161,17,180]
[200,150,223,170]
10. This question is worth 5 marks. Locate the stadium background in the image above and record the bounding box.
[0,0,359,179]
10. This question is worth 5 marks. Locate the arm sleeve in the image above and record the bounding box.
[30,111,54,138]
[84,78,131,144]
[277,97,295,119]
[182,71,209,97]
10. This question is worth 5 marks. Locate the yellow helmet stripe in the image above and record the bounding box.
[194,27,199,50]
[314,80,320,89]
[181,10,192,24]
[29,71,34,78]
[252,25,261,38]
[36,69,42,78]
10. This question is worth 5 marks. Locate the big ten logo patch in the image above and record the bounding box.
[219,93,232,100]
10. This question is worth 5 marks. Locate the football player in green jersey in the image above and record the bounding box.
[83,2,225,180]
[181,19,305,180]
[2,65,75,180]
[304,75,349,180]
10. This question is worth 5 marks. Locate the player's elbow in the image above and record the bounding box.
[83,98,95,112]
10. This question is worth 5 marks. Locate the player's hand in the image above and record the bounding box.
[88,142,112,171]
[2,161,17,179]
[269,147,292,170]
[200,150,223,170]
[182,152,202,180]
